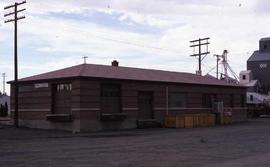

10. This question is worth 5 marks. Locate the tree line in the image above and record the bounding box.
[0,102,8,117]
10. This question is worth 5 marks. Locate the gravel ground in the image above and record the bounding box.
[1,119,270,167]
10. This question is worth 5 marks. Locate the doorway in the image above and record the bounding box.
[138,91,153,120]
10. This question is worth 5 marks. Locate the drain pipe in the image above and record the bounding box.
[166,86,169,115]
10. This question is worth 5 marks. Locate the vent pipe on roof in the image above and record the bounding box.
[112,60,119,67]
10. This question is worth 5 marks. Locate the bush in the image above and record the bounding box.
[0,102,8,117]
[4,102,8,117]
[0,104,3,117]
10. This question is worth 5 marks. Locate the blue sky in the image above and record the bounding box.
[0,0,270,94]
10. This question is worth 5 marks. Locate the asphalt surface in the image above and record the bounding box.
[1,119,270,167]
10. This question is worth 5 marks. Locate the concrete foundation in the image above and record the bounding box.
[18,119,80,133]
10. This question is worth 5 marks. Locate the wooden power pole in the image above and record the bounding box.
[2,73,6,94]
[4,1,26,128]
[190,38,210,75]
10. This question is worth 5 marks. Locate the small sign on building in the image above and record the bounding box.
[259,63,267,69]
[34,83,49,88]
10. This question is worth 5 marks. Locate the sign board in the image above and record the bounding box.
[259,63,267,69]
[34,83,48,88]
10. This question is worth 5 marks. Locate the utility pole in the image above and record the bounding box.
[190,37,210,75]
[4,1,26,128]
[82,56,88,64]
[213,54,221,79]
[2,73,6,94]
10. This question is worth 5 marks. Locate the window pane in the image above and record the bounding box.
[202,94,217,107]
[19,85,33,92]
[169,93,186,108]
[56,83,72,92]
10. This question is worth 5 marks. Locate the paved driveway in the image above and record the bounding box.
[1,119,270,167]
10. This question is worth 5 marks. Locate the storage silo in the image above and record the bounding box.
[247,38,270,93]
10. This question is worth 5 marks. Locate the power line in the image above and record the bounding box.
[82,32,184,54]
[49,22,187,55]
[4,0,26,128]
[206,61,223,77]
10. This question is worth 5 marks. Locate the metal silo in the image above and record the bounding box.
[247,38,270,93]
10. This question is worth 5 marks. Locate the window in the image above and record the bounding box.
[202,94,217,107]
[169,93,186,108]
[250,95,253,101]
[19,85,33,92]
[264,44,267,50]
[53,83,72,115]
[101,84,121,113]
[242,75,246,80]
[56,83,72,92]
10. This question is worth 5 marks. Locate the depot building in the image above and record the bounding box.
[8,61,247,132]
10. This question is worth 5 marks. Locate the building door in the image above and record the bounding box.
[53,83,72,114]
[138,91,153,120]
[101,84,121,113]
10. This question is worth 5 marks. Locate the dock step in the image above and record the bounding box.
[137,119,161,128]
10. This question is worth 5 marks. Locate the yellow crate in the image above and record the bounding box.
[175,115,185,128]
[207,114,216,126]
[185,115,194,128]
[198,114,206,127]
[165,115,176,128]
[193,114,199,128]
[165,113,216,128]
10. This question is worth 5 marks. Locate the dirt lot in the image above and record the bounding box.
[1,119,270,167]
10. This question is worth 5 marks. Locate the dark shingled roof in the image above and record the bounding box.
[247,50,270,62]
[14,63,243,87]
[260,37,270,42]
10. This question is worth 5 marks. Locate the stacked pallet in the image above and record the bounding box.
[165,114,216,128]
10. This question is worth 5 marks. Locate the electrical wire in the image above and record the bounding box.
[206,61,222,74]
[32,20,221,72]
[56,23,187,55]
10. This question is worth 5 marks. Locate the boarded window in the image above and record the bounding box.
[101,84,121,113]
[169,93,186,108]
[202,94,217,107]
[19,85,33,92]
